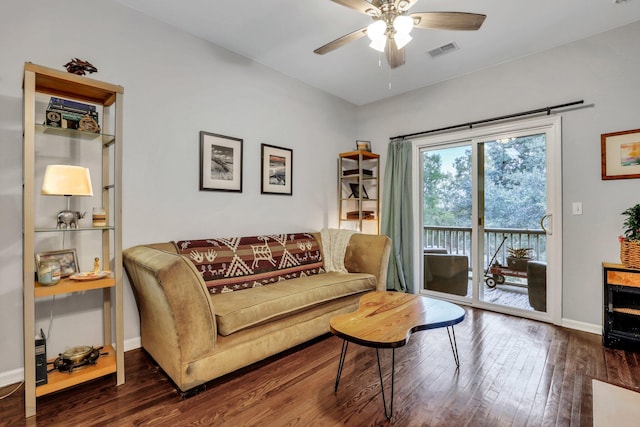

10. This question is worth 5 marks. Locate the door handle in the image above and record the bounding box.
[540,214,552,235]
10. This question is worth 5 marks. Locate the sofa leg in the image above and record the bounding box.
[179,384,207,399]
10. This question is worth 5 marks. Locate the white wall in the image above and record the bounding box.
[356,21,640,330]
[0,0,356,384]
[3,0,639,386]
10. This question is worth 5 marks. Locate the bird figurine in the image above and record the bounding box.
[63,58,98,76]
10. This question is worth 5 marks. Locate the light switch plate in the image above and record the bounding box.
[572,202,583,215]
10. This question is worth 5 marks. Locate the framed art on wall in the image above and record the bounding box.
[200,131,243,192]
[601,128,640,180]
[261,143,292,195]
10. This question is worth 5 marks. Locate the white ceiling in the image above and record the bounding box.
[115,0,640,106]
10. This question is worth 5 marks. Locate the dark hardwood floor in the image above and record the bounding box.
[2,307,639,426]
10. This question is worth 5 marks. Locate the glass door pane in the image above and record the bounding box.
[479,134,547,312]
[422,144,472,299]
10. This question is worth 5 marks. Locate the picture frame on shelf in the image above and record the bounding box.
[348,183,369,199]
[200,131,243,192]
[601,128,640,180]
[356,140,371,152]
[35,248,79,278]
[261,143,293,195]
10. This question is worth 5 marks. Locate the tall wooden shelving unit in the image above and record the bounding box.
[22,63,124,417]
[338,151,380,234]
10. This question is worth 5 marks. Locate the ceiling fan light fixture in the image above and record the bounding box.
[367,20,387,51]
[369,37,387,52]
[367,20,386,41]
[395,32,412,49]
[314,2,486,70]
[393,15,414,34]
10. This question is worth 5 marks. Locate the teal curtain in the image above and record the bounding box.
[381,139,414,293]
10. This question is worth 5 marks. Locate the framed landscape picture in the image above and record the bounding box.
[200,131,243,192]
[261,144,292,195]
[601,128,640,180]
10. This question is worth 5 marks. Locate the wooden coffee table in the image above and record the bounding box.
[330,291,465,419]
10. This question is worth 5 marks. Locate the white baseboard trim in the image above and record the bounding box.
[0,367,24,390]
[125,336,141,352]
[562,318,602,335]
[0,337,142,389]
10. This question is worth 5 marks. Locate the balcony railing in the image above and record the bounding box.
[424,225,546,269]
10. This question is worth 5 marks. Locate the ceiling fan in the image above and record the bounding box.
[314,0,486,69]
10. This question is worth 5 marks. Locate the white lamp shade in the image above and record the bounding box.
[41,165,93,196]
[395,32,413,49]
[393,15,414,34]
[369,37,387,52]
[367,20,386,41]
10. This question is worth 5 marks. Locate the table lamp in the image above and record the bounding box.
[41,165,93,226]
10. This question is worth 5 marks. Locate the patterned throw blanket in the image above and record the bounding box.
[175,233,324,294]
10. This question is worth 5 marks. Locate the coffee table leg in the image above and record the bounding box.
[447,326,460,368]
[375,348,395,420]
[334,340,349,393]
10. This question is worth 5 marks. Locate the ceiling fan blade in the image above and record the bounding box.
[385,38,406,69]
[329,0,381,16]
[314,27,368,55]
[411,12,486,31]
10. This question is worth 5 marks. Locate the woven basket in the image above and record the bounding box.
[620,239,640,269]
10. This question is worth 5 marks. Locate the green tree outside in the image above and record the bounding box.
[423,134,547,230]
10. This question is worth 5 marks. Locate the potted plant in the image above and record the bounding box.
[622,204,640,241]
[620,203,640,268]
[506,247,533,272]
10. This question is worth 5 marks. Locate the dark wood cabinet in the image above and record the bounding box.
[603,262,640,349]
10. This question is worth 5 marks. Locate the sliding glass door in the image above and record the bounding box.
[422,144,473,299]
[417,117,561,323]
[477,134,548,312]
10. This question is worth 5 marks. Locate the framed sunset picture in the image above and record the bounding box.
[601,128,640,180]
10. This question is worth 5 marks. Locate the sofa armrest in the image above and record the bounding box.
[123,245,217,371]
[344,234,392,291]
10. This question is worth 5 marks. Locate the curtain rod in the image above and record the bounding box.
[390,100,584,141]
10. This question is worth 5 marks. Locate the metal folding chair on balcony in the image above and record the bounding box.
[424,252,469,296]
[526,260,547,311]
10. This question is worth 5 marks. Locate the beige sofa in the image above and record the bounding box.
[123,232,391,394]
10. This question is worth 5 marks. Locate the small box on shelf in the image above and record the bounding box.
[35,330,47,387]
[346,210,374,220]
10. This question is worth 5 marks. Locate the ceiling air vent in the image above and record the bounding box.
[428,42,459,58]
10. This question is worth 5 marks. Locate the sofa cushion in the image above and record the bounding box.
[174,233,324,294]
[211,271,376,336]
